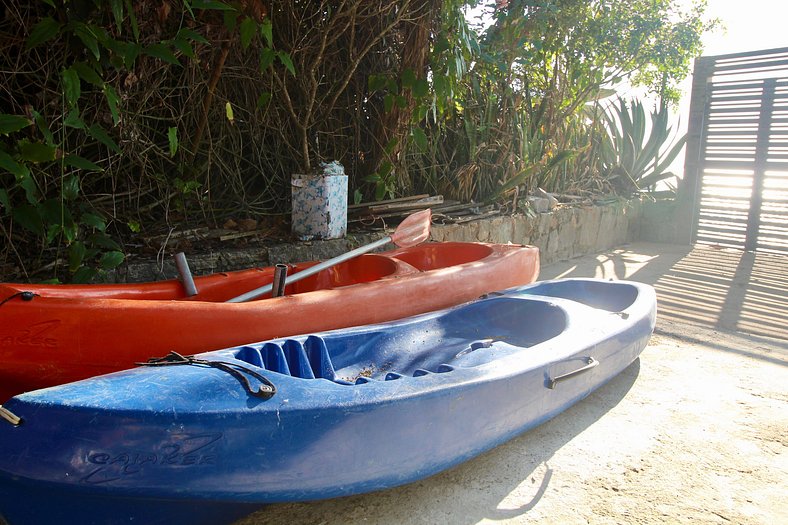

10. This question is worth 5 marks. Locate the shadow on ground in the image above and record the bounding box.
[235,361,642,525]
[540,242,788,341]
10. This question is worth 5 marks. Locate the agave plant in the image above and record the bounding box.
[597,97,686,194]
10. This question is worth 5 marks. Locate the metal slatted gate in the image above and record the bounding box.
[686,48,788,254]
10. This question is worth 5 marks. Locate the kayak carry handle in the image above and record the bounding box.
[547,357,598,389]
[0,405,22,426]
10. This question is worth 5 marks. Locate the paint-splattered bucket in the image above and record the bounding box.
[291,162,348,240]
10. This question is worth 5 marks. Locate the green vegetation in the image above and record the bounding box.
[403,0,713,202]
[596,97,687,194]
[0,0,715,281]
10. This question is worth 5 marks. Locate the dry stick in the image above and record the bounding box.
[190,40,231,161]
[272,71,310,173]
[0,221,29,281]
[323,1,410,118]
[282,1,407,173]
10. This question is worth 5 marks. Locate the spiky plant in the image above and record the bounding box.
[598,97,686,194]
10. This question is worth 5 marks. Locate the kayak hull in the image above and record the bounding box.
[0,278,656,525]
[0,242,539,399]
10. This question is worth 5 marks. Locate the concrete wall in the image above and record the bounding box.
[637,199,685,244]
[430,201,640,265]
[118,201,643,282]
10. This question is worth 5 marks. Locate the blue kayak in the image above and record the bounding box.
[0,278,656,525]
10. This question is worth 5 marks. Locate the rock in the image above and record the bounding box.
[527,196,551,214]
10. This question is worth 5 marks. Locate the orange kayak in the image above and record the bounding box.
[0,242,539,400]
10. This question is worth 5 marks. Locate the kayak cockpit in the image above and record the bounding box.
[389,242,494,270]
[520,278,640,312]
[233,297,568,383]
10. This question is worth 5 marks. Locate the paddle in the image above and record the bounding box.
[174,252,198,297]
[226,208,432,303]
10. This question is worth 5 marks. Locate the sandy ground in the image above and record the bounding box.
[235,243,788,525]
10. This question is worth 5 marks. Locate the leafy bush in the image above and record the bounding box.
[0,0,287,282]
[0,0,715,280]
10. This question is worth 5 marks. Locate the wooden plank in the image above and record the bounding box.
[362,195,443,214]
[350,207,438,223]
[709,81,769,92]
[701,159,788,170]
[706,46,788,62]
[702,153,759,161]
[431,202,482,214]
[705,117,761,125]
[696,220,748,231]
[348,194,429,210]
[145,227,209,243]
[710,93,781,104]
[708,106,766,115]
[714,58,788,73]
[705,129,788,137]
[219,230,268,242]
[703,141,758,148]
[446,209,501,224]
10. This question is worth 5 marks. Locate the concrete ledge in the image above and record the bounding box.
[116,202,642,282]
[431,201,640,265]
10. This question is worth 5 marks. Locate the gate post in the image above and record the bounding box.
[675,56,715,244]
[744,78,776,251]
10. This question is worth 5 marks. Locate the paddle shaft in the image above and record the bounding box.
[226,235,392,303]
[174,252,198,297]
[271,264,288,297]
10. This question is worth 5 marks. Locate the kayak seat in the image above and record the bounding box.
[391,242,493,271]
[282,340,316,379]
[304,335,337,380]
[235,330,483,385]
[261,343,291,375]
[352,363,456,383]
[234,336,337,381]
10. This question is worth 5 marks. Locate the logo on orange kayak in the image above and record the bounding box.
[0,320,60,349]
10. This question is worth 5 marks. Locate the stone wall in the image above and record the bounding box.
[430,201,640,265]
[118,201,642,282]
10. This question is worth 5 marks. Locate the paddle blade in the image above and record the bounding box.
[390,208,432,247]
